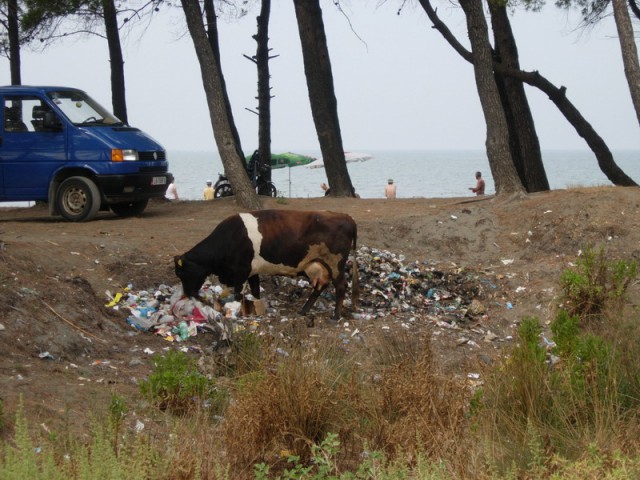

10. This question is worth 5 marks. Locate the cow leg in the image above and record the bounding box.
[300,285,327,316]
[248,275,261,299]
[332,273,348,320]
[233,284,244,301]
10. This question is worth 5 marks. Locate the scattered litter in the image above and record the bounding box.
[484,331,499,342]
[100,245,524,353]
[135,420,145,433]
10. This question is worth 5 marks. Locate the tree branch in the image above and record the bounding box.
[416,0,637,187]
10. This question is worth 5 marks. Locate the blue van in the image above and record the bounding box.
[0,85,172,221]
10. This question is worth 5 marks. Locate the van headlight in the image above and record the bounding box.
[111,149,138,162]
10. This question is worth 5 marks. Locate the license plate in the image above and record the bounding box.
[152,176,166,186]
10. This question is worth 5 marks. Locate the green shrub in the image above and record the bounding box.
[503,317,550,421]
[108,393,127,427]
[478,302,640,477]
[0,398,64,480]
[215,330,266,377]
[139,349,226,415]
[560,245,638,321]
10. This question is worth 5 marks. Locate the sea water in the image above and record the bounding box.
[2,149,639,207]
[168,149,640,201]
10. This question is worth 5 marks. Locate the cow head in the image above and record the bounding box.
[174,255,209,298]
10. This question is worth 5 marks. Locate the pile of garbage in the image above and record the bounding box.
[105,283,238,345]
[350,246,491,324]
[104,245,499,345]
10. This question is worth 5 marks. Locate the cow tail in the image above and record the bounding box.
[351,227,359,308]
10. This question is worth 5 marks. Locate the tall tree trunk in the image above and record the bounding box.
[459,0,524,195]
[612,0,640,129]
[489,2,549,193]
[292,0,354,197]
[255,0,273,195]
[417,0,637,187]
[7,0,21,85]
[181,0,261,210]
[102,0,127,124]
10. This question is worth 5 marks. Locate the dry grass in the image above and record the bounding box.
[221,329,470,478]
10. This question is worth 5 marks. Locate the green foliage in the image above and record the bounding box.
[516,316,546,363]
[478,297,640,477]
[550,310,617,424]
[559,245,638,321]
[254,432,431,480]
[108,393,127,427]
[218,330,266,377]
[0,398,64,480]
[550,309,580,357]
[139,349,225,415]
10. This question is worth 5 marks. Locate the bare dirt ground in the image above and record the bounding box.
[1,187,639,438]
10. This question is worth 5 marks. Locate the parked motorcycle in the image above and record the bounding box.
[213,151,277,198]
[213,173,277,198]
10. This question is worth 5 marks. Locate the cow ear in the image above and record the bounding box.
[174,256,183,268]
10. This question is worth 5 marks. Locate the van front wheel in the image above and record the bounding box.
[110,199,148,218]
[56,176,101,222]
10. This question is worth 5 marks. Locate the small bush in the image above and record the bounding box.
[139,349,225,415]
[214,330,266,377]
[478,304,640,477]
[560,245,638,321]
[0,399,63,480]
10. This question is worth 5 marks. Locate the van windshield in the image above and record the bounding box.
[47,90,124,126]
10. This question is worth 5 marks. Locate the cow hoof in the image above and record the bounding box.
[306,317,315,328]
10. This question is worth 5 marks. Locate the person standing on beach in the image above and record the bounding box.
[469,171,485,196]
[203,180,215,200]
[384,179,396,199]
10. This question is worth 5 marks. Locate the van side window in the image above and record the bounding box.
[4,101,28,132]
[3,97,60,133]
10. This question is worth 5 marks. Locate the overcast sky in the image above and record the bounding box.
[5,0,640,153]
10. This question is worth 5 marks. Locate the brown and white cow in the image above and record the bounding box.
[174,209,359,320]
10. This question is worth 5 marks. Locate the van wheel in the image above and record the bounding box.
[56,176,101,222]
[110,199,148,217]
